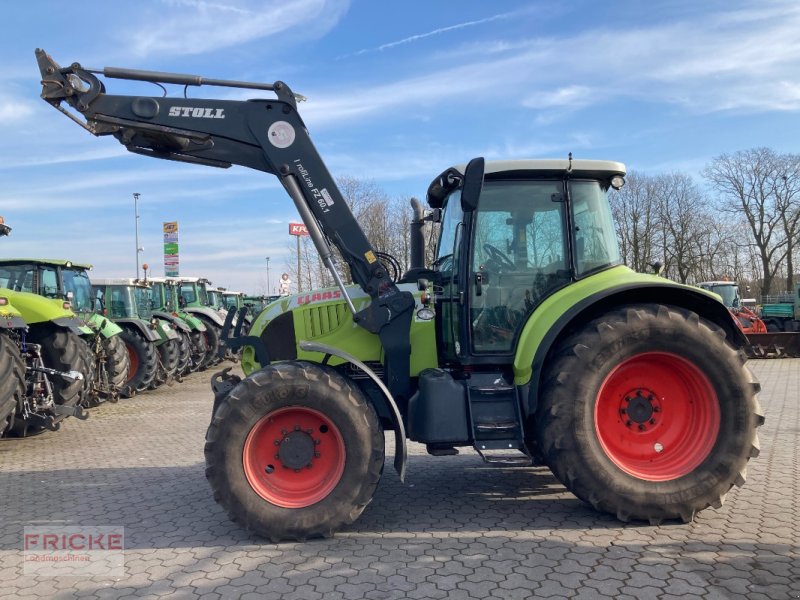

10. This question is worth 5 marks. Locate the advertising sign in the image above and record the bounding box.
[163,222,179,277]
[289,222,309,236]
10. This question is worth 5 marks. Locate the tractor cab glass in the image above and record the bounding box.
[179,282,198,306]
[150,282,167,311]
[470,181,570,353]
[0,264,35,291]
[570,181,621,276]
[701,283,739,308]
[207,289,222,308]
[134,286,154,319]
[107,286,139,318]
[61,268,94,313]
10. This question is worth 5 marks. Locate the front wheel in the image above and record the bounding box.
[0,332,24,436]
[205,361,384,541]
[535,304,763,524]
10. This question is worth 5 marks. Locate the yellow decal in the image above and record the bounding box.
[365,251,377,264]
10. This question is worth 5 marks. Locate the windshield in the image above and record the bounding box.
[151,283,166,310]
[570,181,622,276]
[706,284,739,308]
[62,268,94,312]
[134,286,154,319]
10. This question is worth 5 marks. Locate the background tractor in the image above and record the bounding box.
[176,277,227,368]
[93,278,180,394]
[38,50,764,541]
[0,259,130,405]
[699,280,800,357]
[0,219,91,433]
[147,276,210,375]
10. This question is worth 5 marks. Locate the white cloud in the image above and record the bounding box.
[129,0,349,57]
[301,2,800,127]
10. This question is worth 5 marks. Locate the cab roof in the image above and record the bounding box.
[0,258,93,270]
[92,277,150,287]
[428,158,626,208]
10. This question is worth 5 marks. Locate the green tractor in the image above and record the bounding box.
[0,259,130,405]
[38,52,764,541]
[0,221,91,434]
[147,276,210,374]
[93,278,181,394]
[176,277,227,368]
[0,292,88,437]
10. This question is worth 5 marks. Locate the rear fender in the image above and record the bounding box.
[184,306,226,327]
[153,311,191,333]
[515,279,745,416]
[115,318,161,343]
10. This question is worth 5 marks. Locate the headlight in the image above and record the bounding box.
[610,175,625,190]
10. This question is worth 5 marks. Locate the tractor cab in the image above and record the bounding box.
[698,281,741,309]
[0,259,95,315]
[426,159,624,362]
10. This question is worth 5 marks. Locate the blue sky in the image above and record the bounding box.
[2,0,798,293]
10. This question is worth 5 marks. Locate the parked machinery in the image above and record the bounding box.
[147,276,210,374]
[0,259,130,404]
[93,278,180,394]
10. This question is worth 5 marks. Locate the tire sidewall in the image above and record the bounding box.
[208,362,384,538]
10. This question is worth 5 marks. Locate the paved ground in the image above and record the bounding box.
[1,359,798,599]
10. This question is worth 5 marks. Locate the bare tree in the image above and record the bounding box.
[609,171,662,273]
[703,148,789,295]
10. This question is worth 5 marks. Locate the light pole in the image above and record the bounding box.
[265,256,271,295]
[133,193,144,278]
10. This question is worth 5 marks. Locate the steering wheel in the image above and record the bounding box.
[483,244,515,271]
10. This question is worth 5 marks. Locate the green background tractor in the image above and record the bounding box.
[93,278,179,394]
[0,259,130,405]
[148,276,210,375]
[176,277,227,368]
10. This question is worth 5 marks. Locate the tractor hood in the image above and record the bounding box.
[0,288,91,333]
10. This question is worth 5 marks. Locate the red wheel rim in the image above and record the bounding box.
[126,344,139,384]
[594,352,720,481]
[243,406,346,508]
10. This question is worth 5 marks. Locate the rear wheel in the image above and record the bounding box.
[205,361,384,541]
[188,330,209,372]
[77,336,99,408]
[176,332,192,376]
[198,320,221,370]
[120,328,158,396]
[103,334,130,392]
[535,304,763,524]
[0,332,24,436]
[151,338,180,389]
[27,326,87,409]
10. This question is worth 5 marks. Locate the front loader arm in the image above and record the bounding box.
[37,49,415,399]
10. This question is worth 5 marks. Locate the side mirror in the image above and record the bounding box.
[460,157,485,213]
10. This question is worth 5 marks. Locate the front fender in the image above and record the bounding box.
[299,340,407,482]
[85,312,123,338]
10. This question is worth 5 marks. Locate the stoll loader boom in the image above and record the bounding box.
[38,50,764,541]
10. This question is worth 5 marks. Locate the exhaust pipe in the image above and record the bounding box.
[410,197,425,270]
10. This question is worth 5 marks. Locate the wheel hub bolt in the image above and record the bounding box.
[654,442,664,453]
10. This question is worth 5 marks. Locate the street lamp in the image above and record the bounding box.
[265,256,271,295]
[133,193,144,278]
